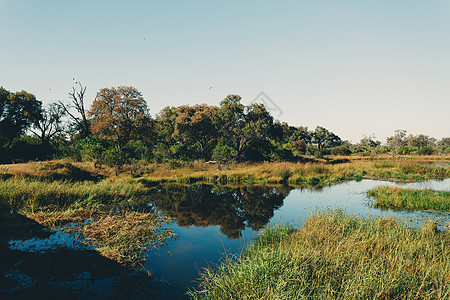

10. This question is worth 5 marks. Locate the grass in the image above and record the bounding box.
[189,211,450,299]
[0,161,177,270]
[1,157,449,188]
[0,177,151,210]
[367,186,450,211]
[135,159,450,187]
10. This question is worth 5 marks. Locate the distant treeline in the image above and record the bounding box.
[1,85,449,165]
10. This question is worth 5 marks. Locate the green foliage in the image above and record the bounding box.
[398,146,414,155]
[0,87,42,146]
[152,143,173,163]
[330,145,351,156]
[77,136,110,162]
[212,143,238,165]
[416,146,434,155]
[0,136,49,163]
[312,126,342,151]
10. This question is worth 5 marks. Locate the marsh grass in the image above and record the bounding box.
[141,159,449,186]
[0,177,149,210]
[368,186,450,211]
[189,211,450,299]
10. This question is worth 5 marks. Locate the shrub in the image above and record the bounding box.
[330,145,351,156]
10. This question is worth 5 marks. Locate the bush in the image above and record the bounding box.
[397,146,414,155]
[330,146,351,156]
[416,147,434,155]
[212,144,238,165]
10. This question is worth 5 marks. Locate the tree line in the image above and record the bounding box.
[1,84,449,165]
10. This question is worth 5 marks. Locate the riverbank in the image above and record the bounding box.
[189,211,450,299]
[1,156,449,189]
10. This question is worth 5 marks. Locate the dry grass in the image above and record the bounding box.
[27,208,176,269]
[71,211,176,268]
[1,157,449,187]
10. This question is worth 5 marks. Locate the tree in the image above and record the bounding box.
[89,86,152,151]
[215,95,274,159]
[154,106,178,145]
[359,134,381,148]
[59,82,91,138]
[0,87,42,146]
[174,104,218,159]
[438,137,450,147]
[406,134,436,149]
[387,129,407,148]
[31,102,66,146]
[312,126,342,151]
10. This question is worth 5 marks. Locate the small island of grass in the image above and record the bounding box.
[368,186,450,211]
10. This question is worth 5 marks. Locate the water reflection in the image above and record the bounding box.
[149,185,293,239]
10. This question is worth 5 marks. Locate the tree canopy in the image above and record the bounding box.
[2,83,449,165]
[0,87,42,145]
[89,86,152,150]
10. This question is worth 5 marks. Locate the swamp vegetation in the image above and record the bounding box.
[0,157,449,298]
[189,211,450,299]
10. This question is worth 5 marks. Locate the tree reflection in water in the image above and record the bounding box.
[149,185,293,239]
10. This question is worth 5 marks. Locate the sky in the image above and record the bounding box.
[1,0,449,143]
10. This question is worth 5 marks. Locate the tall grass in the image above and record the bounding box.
[189,211,450,299]
[368,186,450,211]
[0,177,150,210]
[142,160,450,186]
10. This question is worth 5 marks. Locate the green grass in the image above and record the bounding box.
[367,186,450,211]
[0,177,150,210]
[189,211,450,299]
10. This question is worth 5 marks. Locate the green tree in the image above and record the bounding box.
[89,86,152,151]
[215,95,274,159]
[154,106,178,145]
[0,87,42,146]
[312,126,342,151]
[387,129,407,148]
[359,135,381,148]
[406,134,436,149]
[174,104,218,159]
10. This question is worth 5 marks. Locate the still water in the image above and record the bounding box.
[3,178,450,299]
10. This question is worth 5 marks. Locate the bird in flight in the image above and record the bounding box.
[209,86,213,90]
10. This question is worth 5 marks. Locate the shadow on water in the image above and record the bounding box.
[0,209,158,299]
[147,184,293,239]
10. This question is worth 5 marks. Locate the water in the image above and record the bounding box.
[2,178,449,299]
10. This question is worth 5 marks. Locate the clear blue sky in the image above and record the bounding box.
[1,0,449,142]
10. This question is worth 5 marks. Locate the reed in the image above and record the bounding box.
[189,211,450,299]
